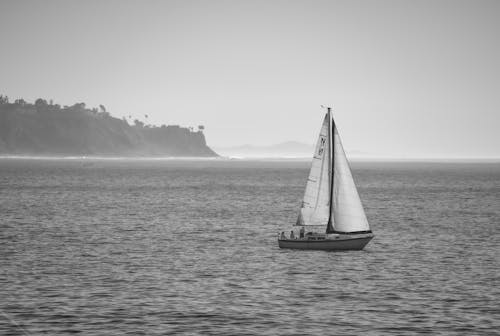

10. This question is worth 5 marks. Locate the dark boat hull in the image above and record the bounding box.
[278,233,374,251]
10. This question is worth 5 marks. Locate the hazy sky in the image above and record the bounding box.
[1,0,499,158]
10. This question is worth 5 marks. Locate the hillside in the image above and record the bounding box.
[0,96,217,157]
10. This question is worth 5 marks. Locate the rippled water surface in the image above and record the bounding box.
[1,159,499,335]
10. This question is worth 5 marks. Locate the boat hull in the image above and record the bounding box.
[278,234,373,251]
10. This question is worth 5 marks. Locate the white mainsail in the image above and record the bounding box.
[331,123,370,233]
[296,113,331,226]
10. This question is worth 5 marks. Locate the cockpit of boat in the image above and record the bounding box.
[305,232,326,240]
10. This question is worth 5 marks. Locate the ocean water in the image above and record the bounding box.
[0,158,499,335]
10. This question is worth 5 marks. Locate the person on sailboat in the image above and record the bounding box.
[299,226,305,239]
[280,231,286,240]
[290,231,295,239]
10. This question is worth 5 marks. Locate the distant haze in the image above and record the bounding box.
[214,141,378,159]
[1,0,499,158]
[214,141,315,158]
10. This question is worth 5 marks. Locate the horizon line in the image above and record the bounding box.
[1,155,499,163]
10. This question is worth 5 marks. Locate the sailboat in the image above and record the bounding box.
[278,107,374,250]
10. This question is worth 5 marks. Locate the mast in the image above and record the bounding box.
[326,107,335,234]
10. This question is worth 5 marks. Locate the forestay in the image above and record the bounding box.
[296,114,331,226]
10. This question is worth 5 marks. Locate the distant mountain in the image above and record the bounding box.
[214,141,314,158]
[214,141,374,159]
[0,95,217,157]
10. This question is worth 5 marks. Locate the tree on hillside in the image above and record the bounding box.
[35,98,48,107]
[14,99,26,106]
[0,95,9,104]
[73,102,86,110]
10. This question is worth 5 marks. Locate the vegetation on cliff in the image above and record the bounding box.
[0,95,217,156]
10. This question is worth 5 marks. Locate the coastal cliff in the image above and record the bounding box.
[0,96,217,157]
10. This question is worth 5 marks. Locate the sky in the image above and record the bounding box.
[0,0,499,158]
